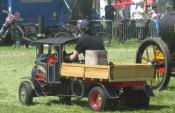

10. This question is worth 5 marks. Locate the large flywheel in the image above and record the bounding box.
[136,38,171,90]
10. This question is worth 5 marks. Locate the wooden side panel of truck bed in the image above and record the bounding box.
[110,63,154,82]
[60,63,154,82]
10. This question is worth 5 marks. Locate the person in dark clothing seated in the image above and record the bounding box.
[65,19,105,62]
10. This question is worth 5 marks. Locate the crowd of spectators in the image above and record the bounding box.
[97,0,175,43]
[113,0,174,43]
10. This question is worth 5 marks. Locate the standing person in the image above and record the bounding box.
[133,0,148,19]
[104,0,115,44]
[118,6,128,43]
[148,5,160,20]
[134,0,148,41]
[148,5,161,37]
[105,0,115,21]
[64,19,105,62]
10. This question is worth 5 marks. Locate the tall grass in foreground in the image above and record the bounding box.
[0,45,175,113]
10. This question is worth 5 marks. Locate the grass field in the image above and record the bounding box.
[1,43,175,113]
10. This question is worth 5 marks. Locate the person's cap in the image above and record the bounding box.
[78,19,90,30]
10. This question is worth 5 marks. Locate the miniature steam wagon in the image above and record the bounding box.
[19,37,154,111]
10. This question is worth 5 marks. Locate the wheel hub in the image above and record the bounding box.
[90,92,102,109]
[20,87,26,102]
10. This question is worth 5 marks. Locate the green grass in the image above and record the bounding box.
[0,44,175,113]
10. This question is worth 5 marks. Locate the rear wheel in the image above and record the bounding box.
[136,38,171,90]
[88,86,110,111]
[19,81,33,105]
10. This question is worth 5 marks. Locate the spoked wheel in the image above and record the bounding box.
[19,81,34,105]
[11,24,37,47]
[136,38,171,90]
[88,86,110,111]
[0,25,10,43]
[11,23,24,43]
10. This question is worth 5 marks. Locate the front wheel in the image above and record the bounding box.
[19,81,34,105]
[136,38,171,90]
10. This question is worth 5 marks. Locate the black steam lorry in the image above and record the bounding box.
[18,36,154,111]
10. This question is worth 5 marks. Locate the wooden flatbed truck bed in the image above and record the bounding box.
[61,63,154,82]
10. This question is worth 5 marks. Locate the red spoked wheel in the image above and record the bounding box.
[88,86,108,111]
[90,91,103,109]
[136,38,171,90]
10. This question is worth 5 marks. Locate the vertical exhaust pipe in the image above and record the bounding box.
[37,15,45,38]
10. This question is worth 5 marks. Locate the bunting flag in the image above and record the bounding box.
[112,0,153,6]
[112,0,135,6]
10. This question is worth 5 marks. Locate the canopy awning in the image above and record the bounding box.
[34,37,78,45]
[112,0,135,6]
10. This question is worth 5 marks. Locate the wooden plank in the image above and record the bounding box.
[84,66,110,79]
[60,63,110,79]
[84,64,109,68]
[109,77,153,82]
[110,63,154,82]
[60,63,84,78]
[112,66,135,77]
[135,65,154,77]
[61,63,84,67]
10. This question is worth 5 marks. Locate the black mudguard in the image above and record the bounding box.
[144,85,154,97]
[89,83,119,99]
[22,78,44,97]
